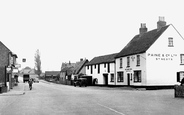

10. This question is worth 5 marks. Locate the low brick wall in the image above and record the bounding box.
[174,85,184,98]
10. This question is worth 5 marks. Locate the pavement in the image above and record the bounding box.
[0,82,25,96]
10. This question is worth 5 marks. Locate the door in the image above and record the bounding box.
[103,74,108,86]
[127,73,130,86]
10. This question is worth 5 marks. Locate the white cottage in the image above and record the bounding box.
[85,53,117,85]
[115,17,184,88]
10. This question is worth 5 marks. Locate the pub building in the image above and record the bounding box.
[115,17,184,89]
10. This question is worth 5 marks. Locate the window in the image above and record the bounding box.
[98,64,100,74]
[107,63,110,73]
[127,57,130,67]
[104,63,106,68]
[120,58,122,68]
[117,72,124,82]
[180,54,184,65]
[110,74,114,82]
[90,65,93,74]
[137,55,140,66]
[168,37,174,47]
[94,65,96,69]
[134,70,141,82]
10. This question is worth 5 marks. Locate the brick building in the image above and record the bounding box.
[0,41,18,93]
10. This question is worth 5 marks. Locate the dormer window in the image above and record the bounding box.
[168,37,174,47]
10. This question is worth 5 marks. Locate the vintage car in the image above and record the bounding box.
[74,78,87,87]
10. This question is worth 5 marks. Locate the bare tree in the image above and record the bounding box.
[34,49,42,77]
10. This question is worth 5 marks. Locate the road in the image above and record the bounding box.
[0,80,184,115]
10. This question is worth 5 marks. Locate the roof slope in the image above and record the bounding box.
[73,59,88,74]
[115,25,169,58]
[45,71,60,76]
[86,53,117,65]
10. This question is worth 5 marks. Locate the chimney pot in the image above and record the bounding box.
[139,23,147,36]
[157,16,166,30]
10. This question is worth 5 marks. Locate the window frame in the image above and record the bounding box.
[136,55,140,66]
[127,57,130,67]
[180,54,184,65]
[168,37,174,47]
[134,70,141,82]
[117,71,124,82]
[120,58,123,68]
[110,74,114,82]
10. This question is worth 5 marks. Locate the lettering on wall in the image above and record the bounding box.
[147,53,177,61]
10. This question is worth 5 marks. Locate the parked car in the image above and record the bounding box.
[74,78,87,87]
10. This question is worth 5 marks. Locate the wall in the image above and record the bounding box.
[85,62,115,85]
[0,42,9,92]
[146,25,184,86]
[115,53,146,86]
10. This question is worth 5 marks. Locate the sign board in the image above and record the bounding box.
[6,67,12,73]
[22,58,26,62]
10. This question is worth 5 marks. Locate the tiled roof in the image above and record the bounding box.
[115,25,169,58]
[45,71,60,76]
[73,59,88,74]
[86,53,117,65]
[61,66,74,76]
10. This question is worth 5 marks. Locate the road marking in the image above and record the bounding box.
[97,103,126,115]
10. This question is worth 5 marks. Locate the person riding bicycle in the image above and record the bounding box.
[28,78,33,90]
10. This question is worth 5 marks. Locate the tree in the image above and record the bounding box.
[34,49,42,77]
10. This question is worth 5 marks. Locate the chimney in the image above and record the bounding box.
[80,58,83,62]
[139,23,147,36]
[157,16,166,30]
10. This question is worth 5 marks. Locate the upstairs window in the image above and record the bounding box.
[120,58,123,68]
[90,65,93,74]
[127,57,130,67]
[168,37,174,47]
[137,55,140,66]
[180,54,184,65]
[98,64,100,74]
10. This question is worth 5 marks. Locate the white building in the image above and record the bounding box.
[115,17,184,88]
[85,53,117,85]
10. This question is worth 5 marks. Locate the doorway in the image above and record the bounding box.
[103,74,108,86]
[127,73,130,86]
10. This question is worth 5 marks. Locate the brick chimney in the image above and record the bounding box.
[139,23,147,36]
[157,16,166,30]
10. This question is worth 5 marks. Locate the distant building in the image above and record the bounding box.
[45,71,60,81]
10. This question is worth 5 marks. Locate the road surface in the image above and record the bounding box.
[0,80,184,115]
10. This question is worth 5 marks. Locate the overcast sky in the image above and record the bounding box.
[0,0,184,71]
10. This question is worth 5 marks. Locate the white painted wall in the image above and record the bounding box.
[146,25,184,85]
[115,53,146,86]
[85,63,115,85]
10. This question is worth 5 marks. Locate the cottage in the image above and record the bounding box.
[85,53,117,86]
[72,59,88,80]
[60,66,74,85]
[115,17,184,88]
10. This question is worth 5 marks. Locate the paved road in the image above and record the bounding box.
[0,80,184,115]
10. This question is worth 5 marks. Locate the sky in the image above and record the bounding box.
[0,0,184,71]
